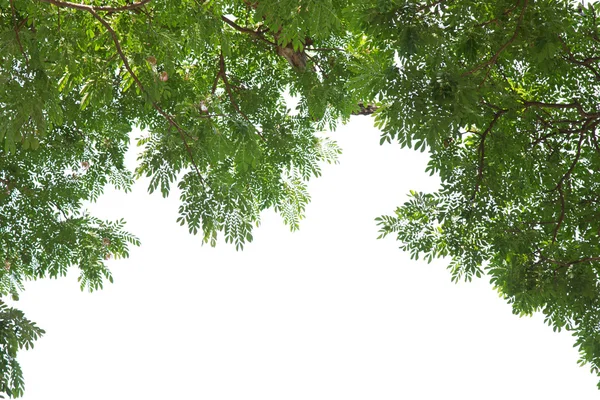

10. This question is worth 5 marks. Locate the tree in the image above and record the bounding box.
[1,0,600,395]
[371,0,600,386]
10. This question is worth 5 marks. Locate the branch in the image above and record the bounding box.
[352,103,378,116]
[41,0,206,188]
[552,183,566,243]
[553,132,584,191]
[36,0,152,13]
[558,36,600,80]
[10,0,29,68]
[473,2,520,28]
[523,100,600,118]
[416,0,445,12]
[463,0,528,77]
[309,47,345,53]
[539,253,600,271]
[591,131,600,153]
[216,52,265,141]
[220,15,276,47]
[471,110,506,200]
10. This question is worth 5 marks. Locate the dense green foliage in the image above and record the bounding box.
[2,0,600,395]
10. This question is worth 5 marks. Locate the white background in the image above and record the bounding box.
[15,117,600,398]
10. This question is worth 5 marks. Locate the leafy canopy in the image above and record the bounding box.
[2,0,600,395]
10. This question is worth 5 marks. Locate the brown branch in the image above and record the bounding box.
[220,15,276,47]
[539,253,600,271]
[552,183,566,244]
[416,0,445,12]
[523,100,600,118]
[553,132,585,191]
[36,0,152,13]
[216,52,265,141]
[309,47,345,53]
[471,110,506,200]
[352,103,378,115]
[41,0,206,187]
[463,0,528,77]
[569,257,600,265]
[10,0,29,68]
[558,36,600,80]
[591,131,600,153]
[473,2,520,29]
[152,106,207,184]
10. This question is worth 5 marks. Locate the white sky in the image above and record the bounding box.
[13,116,600,399]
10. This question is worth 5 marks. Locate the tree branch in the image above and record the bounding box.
[463,0,528,77]
[471,110,506,200]
[552,183,566,244]
[558,35,600,80]
[553,132,585,191]
[40,0,206,188]
[216,52,265,141]
[538,253,600,271]
[36,0,152,13]
[10,0,29,68]
[220,15,276,47]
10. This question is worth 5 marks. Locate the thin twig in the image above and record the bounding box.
[40,0,206,187]
[36,0,152,13]
[471,110,506,200]
[539,253,600,271]
[221,15,276,47]
[463,0,528,78]
[553,132,584,190]
[557,36,600,80]
[10,0,29,68]
[523,100,600,118]
[217,52,266,141]
[552,183,566,243]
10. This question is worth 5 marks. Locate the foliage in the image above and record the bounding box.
[2,0,600,395]
[372,0,600,387]
[0,301,44,398]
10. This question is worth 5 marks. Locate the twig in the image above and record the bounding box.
[40,0,206,187]
[553,132,584,190]
[10,0,29,68]
[216,52,266,141]
[463,0,528,78]
[309,47,345,52]
[539,252,600,271]
[221,15,276,47]
[416,0,445,12]
[557,35,600,80]
[552,183,566,243]
[36,0,152,13]
[471,110,506,200]
[523,100,600,118]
